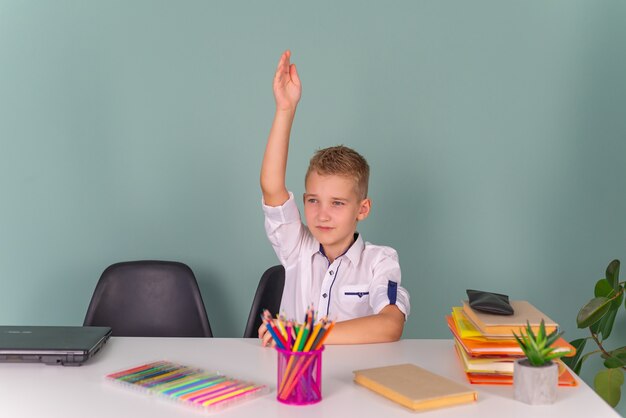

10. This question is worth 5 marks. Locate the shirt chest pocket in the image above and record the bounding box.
[339,285,370,305]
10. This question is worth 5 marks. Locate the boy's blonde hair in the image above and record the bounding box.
[305,145,370,199]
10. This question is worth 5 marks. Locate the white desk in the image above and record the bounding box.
[0,338,619,418]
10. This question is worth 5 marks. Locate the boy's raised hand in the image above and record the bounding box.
[273,50,301,111]
[261,50,299,206]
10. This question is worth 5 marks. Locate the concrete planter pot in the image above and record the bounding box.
[513,358,558,405]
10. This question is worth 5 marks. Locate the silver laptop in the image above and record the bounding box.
[0,326,112,366]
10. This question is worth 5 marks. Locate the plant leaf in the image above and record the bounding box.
[525,327,544,365]
[604,356,626,369]
[545,329,563,347]
[594,368,624,407]
[595,279,615,298]
[512,331,526,350]
[577,297,612,328]
[561,338,587,370]
[545,351,569,362]
[604,347,626,361]
[606,259,620,291]
[573,359,583,375]
[526,321,538,343]
[573,350,597,375]
[537,319,546,345]
[612,286,624,309]
[592,288,623,337]
[597,308,619,340]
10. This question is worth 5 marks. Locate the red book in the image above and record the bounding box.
[464,369,578,387]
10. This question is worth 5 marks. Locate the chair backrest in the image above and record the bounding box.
[243,265,285,338]
[83,260,213,337]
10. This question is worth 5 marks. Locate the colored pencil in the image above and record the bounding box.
[262,317,286,350]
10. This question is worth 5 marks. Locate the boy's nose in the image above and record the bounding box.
[318,205,331,221]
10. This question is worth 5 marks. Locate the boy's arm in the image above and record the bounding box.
[324,305,405,344]
[258,305,404,347]
[261,50,302,207]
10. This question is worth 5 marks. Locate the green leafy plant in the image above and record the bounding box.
[513,320,570,366]
[563,259,625,407]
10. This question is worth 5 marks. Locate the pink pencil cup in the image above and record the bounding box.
[275,346,324,405]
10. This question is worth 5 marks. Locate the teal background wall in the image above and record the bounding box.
[1,0,625,411]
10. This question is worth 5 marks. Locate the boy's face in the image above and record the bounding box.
[303,171,371,258]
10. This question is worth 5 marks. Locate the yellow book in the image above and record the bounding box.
[354,364,477,412]
[452,307,519,341]
[452,307,483,339]
[453,340,515,374]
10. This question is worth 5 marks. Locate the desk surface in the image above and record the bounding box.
[0,338,619,418]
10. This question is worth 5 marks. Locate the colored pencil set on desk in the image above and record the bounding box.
[106,360,268,411]
[263,308,334,404]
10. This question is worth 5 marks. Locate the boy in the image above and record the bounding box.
[259,50,410,345]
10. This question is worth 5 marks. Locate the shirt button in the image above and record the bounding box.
[323,293,328,298]
[329,271,334,275]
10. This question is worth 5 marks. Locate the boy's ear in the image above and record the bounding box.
[356,198,371,221]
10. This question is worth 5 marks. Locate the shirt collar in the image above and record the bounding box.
[311,233,364,265]
[343,233,364,265]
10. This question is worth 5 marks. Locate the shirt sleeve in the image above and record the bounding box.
[368,247,411,318]
[262,192,306,265]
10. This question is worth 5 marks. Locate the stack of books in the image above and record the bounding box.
[447,300,578,386]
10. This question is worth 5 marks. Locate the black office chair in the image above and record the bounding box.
[243,265,285,338]
[83,260,213,337]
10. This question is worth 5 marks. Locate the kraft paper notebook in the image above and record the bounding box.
[353,363,477,412]
[462,300,558,337]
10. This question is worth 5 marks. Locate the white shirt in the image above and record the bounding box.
[263,192,410,322]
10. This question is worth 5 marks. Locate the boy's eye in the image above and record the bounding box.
[307,198,318,204]
[332,201,345,206]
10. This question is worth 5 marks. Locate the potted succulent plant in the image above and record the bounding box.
[512,319,572,405]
